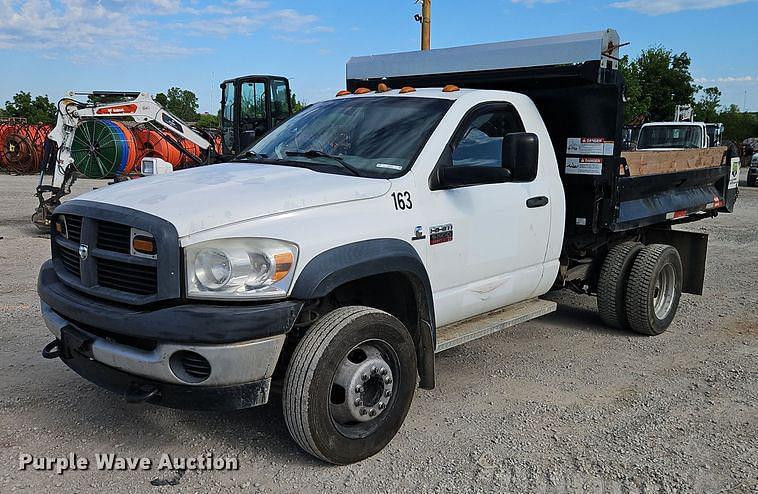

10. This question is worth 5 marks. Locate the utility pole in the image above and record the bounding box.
[415,0,431,50]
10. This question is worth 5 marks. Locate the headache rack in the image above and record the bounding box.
[346,29,738,256]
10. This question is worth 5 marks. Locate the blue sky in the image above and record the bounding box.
[1,0,756,114]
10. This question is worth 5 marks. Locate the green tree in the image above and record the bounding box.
[718,105,758,143]
[620,55,649,123]
[694,87,722,123]
[290,93,306,113]
[622,47,699,123]
[194,113,219,129]
[1,91,56,124]
[155,87,199,122]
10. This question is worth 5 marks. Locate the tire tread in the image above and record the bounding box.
[283,306,383,463]
[625,244,681,336]
[597,241,643,329]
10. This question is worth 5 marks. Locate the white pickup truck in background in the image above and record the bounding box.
[636,121,710,150]
[37,30,738,464]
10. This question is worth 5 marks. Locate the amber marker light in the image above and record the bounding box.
[442,84,460,92]
[399,86,416,94]
[336,90,351,97]
[132,235,157,255]
[273,252,294,281]
[377,83,391,93]
[354,87,372,94]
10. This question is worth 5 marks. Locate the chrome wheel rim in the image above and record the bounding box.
[329,339,398,439]
[653,264,676,319]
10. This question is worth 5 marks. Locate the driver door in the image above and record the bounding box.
[426,103,551,327]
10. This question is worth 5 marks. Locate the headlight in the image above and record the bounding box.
[185,238,298,300]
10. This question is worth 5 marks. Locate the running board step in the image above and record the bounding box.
[435,298,557,353]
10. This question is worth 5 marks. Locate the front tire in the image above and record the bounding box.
[283,306,417,464]
[625,244,683,335]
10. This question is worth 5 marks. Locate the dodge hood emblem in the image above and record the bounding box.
[78,244,89,260]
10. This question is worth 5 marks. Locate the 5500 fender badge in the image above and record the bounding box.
[429,224,453,245]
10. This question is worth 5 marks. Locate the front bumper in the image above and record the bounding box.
[49,337,274,410]
[38,260,303,344]
[38,260,302,410]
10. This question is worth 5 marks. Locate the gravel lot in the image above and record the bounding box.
[1,173,756,493]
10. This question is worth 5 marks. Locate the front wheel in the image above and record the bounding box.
[283,306,417,464]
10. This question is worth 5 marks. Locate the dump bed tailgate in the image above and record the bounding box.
[609,154,739,232]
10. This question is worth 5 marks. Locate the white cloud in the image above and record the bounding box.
[696,75,756,84]
[0,0,329,60]
[610,0,751,15]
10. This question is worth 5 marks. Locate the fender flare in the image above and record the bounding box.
[291,239,436,389]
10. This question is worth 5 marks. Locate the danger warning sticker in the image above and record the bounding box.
[566,157,603,176]
[566,137,615,156]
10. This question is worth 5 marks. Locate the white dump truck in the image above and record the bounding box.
[38,30,738,464]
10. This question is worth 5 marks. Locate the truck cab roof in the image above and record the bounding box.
[331,87,520,102]
[641,121,706,127]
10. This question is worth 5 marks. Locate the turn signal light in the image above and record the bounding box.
[442,84,460,92]
[54,216,67,238]
[354,87,371,94]
[336,90,351,97]
[399,86,416,94]
[377,83,391,93]
[132,235,157,255]
[273,252,294,281]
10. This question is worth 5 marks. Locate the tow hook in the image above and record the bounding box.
[41,340,61,359]
[125,383,161,404]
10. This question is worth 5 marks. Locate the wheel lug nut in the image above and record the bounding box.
[385,390,391,397]
[361,373,369,382]
[384,376,392,384]
[380,368,388,376]
[360,408,367,416]
[354,398,362,407]
[355,385,363,393]
[371,366,377,374]
[378,402,385,410]
[369,409,376,417]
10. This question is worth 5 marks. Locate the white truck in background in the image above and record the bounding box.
[37,30,739,464]
[636,121,710,150]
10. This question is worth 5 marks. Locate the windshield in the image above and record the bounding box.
[638,125,703,149]
[245,96,453,177]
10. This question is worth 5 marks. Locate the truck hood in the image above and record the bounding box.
[74,163,390,236]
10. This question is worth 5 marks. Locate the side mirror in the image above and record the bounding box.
[502,132,539,182]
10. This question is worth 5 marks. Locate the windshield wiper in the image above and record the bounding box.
[234,150,269,161]
[285,150,361,177]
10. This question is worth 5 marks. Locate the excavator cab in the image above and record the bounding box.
[220,75,292,157]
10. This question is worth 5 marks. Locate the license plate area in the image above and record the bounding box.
[60,325,95,360]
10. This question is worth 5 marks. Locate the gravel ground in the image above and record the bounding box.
[0,173,756,493]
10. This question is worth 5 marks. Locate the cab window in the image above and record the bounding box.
[270,79,290,126]
[452,105,524,168]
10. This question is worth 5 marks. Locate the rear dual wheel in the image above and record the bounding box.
[283,306,417,465]
[625,244,683,336]
[598,243,683,336]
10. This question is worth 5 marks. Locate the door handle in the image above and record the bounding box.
[526,196,549,208]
